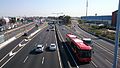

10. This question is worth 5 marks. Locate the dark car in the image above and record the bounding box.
[46,29,49,31]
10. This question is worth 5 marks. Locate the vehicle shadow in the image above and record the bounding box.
[29,49,42,55]
[45,47,56,52]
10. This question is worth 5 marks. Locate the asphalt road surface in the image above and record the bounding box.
[0,25,62,68]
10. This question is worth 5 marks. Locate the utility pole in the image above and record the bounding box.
[113,0,120,68]
[86,0,88,17]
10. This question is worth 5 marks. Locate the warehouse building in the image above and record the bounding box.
[112,10,118,27]
[81,15,112,26]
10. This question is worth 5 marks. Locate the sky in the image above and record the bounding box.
[0,0,119,17]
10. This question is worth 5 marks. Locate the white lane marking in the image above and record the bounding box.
[23,56,28,63]
[9,51,16,56]
[46,44,47,46]
[95,42,120,59]
[0,37,16,49]
[67,61,72,68]
[94,42,114,53]
[57,26,79,68]
[0,24,48,68]
[27,28,41,39]
[19,43,25,47]
[42,57,44,64]
[9,51,14,56]
[55,29,62,68]
[0,40,24,63]
[105,59,112,65]
[0,42,27,68]
[24,39,29,42]
[35,43,37,46]
[18,44,22,47]
[91,61,98,68]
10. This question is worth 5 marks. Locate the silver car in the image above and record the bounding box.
[49,43,57,51]
[35,44,44,53]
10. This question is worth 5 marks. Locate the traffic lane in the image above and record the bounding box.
[1,26,49,68]
[93,43,120,68]
[0,26,38,61]
[57,25,97,68]
[92,43,113,68]
[42,30,61,68]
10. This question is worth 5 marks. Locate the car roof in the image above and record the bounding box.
[83,38,91,41]
[37,44,43,47]
[51,43,55,45]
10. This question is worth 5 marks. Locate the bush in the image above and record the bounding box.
[94,30,102,35]
[78,20,84,24]
[91,25,99,29]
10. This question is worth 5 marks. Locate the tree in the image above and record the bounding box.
[63,16,71,24]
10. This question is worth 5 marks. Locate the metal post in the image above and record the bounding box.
[113,0,120,68]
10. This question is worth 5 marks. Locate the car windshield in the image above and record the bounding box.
[79,50,92,58]
[84,40,92,44]
[37,47,42,49]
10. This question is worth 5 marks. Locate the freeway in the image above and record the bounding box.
[57,19,120,68]
[0,25,62,68]
[0,20,119,68]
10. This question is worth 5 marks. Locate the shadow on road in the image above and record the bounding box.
[29,49,43,55]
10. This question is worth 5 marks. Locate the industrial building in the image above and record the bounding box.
[80,15,112,26]
[112,10,118,27]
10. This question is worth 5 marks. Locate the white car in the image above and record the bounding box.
[51,28,55,31]
[49,43,57,51]
[7,26,12,30]
[0,26,5,31]
[82,38,92,45]
[35,44,44,53]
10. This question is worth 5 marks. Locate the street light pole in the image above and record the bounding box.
[113,0,120,68]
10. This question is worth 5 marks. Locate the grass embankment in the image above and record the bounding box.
[78,20,120,46]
